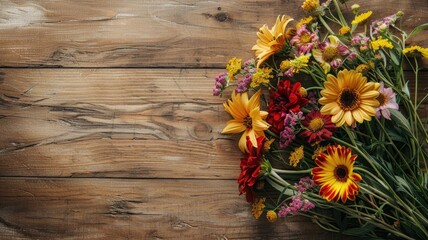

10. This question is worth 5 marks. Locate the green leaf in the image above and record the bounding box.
[402,81,411,98]
[343,223,376,236]
[395,175,413,195]
[390,51,400,66]
[408,23,428,39]
[389,109,411,132]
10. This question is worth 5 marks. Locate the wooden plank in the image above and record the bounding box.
[0,178,335,239]
[0,68,243,179]
[0,69,427,178]
[0,0,427,67]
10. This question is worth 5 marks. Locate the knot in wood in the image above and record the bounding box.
[215,12,229,22]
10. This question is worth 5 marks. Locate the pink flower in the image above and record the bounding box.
[312,35,350,73]
[290,25,319,55]
[376,82,399,120]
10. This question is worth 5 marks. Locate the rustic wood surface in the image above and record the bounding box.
[0,0,426,239]
[0,0,427,67]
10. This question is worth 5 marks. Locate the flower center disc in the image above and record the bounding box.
[243,116,253,128]
[323,46,339,62]
[300,33,311,43]
[338,88,360,111]
[308,117,325,132]
[377,93,387,106]
[334,165,349,182]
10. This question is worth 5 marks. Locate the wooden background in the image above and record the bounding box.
[0,0,427,239]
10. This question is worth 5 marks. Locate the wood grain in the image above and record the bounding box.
[0,69,427,179]
[0,0,427,67]
[0,178,334,239]
[0,68,243,179]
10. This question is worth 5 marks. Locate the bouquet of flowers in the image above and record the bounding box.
[213,0,428,239]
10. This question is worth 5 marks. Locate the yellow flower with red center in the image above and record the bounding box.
[312,145,328,160]
[319,69,380,127]
[222,90,270,152]
[312,145,362,203]
[252,15,294,68]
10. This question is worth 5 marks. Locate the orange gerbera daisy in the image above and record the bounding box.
[222,90,270,152]
[252,15,294,68]
[312,145,362,203]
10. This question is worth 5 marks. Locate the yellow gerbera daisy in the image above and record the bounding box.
[222,90,270,152]
[312,145,362,203]
[252,15,294,68]
[403,45,428,58]
[319,69,380,127]
[351,11,373,25]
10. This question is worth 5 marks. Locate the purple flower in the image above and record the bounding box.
[213,72,228,96]
[279,127,295,148]
[371,14,400,35]
[236,73,252,93]
[295,176,315,192]
[278,193,315,218]
[279,111,304,148]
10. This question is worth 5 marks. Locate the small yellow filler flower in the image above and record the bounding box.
[226,57,242,82]
[251,67,273,88]
[222,90,270,153]
[370,37,393,51]
[319,69,380,127]
[289,145,304,167]
[252,197,266,219]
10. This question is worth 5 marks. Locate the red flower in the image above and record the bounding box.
[238,136,265,203]
[267,80,309,133]
[300,110,336,144]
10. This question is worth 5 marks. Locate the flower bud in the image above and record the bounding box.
[396,11,404,17]
[266,210,278,223]
[351,4,360,14]
[299,87,308,97]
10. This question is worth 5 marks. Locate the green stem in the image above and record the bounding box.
[332,0,348,27]
[271,168,312,174]
[319,15,336,35]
